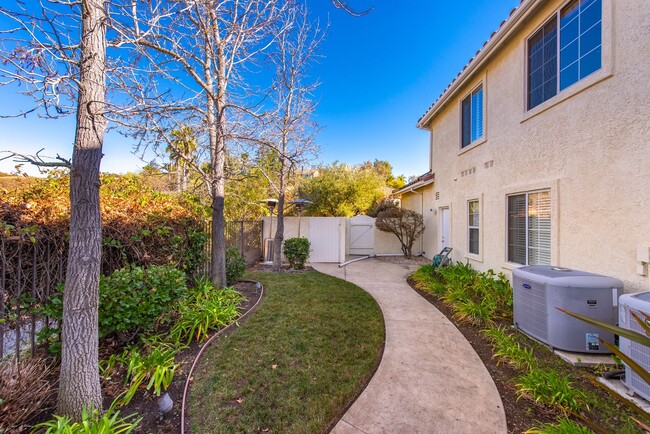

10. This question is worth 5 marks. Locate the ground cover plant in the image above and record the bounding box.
[410,262,647,434]
[188,270,385,433]
[1,269,246,432]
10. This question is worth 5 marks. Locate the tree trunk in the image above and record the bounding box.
[272,188,285,272]
[206,64,227,287]
[207,101,226,288]
[175,163,182,192]
[58,0,106,419]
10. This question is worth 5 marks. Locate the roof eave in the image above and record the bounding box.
[416,0,542,130]
[393,178,434,196]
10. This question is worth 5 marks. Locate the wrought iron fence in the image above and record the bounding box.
[0,220,262,360]
[201,220,264,275]
[0,236,65,361]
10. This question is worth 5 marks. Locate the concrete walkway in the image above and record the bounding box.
[312,259,507,434]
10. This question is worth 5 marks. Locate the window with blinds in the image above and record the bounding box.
[508,191,551,265]
[461,85,484,148]
[468,200,480,255]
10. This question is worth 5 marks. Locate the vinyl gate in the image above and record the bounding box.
[348,215,375,255]
[307,217,344,263]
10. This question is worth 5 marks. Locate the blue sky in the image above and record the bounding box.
[0,0,520,178]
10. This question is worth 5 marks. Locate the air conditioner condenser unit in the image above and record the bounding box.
[513,265,622,353]
[263,238,275,263]
[619,292,650,401]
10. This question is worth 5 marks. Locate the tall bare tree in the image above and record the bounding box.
[112,0,290,287]
[0,0,106,418]
[250,5,322,272]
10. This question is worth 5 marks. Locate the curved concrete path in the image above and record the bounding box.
[312,259,507,434]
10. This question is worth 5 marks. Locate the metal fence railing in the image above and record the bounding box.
[1,220,263,360]
[201,220,264,274]
[0,237,65,361]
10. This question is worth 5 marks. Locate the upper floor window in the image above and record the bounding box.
[461,85,484,148]
[527,0,602,110]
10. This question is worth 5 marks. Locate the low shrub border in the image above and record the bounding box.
[8,272,252,433]
[409,263,647,434]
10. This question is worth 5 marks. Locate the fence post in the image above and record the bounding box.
[31,243,37,357]
[16,241,22,362]
[239,221,245,256]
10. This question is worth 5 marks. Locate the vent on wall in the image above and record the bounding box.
[435,191,440,200]
[484,160,494,169]
[460,167,476,177]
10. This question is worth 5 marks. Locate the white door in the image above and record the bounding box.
[440,208,451,250]
[349,215,375,255]
[308,218,342,262]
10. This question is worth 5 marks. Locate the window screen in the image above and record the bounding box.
[560,0,602,90]
[461,86,484,148]
[468,200,479,255]
[528,19,558,110]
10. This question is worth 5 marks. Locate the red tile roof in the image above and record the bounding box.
[418,0,529,127]
[393,171,435,195]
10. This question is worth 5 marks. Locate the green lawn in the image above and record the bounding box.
[188,270,385,433]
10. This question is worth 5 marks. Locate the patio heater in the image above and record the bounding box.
[288,198,312,237]
[259,198,278,263]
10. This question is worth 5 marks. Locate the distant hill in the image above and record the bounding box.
[0,174,37,190]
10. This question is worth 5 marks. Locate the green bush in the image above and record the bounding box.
[170,280,243,345]
[410,262,513,326]
[516,370,587,413]
[483,327,537,371]
[283,237,310,269]
[99,265,187,337]
[225,246,246,285]
[33,397,141,433]
[37,266,187,344]
[116,338,180,405]
[525,418,594,434]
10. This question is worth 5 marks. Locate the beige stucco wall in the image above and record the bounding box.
[420,0,650,291]
[373,227,407,255]
[397,183,436,257]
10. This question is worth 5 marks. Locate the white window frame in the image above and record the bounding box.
[468,199,480,256]
[460,83,484,149]
[525,0,603,111]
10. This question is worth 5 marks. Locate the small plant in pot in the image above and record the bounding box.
[283,237,310,270]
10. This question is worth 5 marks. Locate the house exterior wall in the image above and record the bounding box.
[419,0,650,291]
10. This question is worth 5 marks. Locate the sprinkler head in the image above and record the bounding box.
[158,392,173,420]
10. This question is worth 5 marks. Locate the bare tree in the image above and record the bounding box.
[0,0,106,419]
[250,5,322,272]
[375,208,425,258]
[331,0,374,16]
[111,0,291,287]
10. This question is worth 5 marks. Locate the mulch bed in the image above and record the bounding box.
[407,278,561,433]
[114,280,262,434]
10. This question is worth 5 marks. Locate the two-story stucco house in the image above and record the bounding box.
[396,0,650,292]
